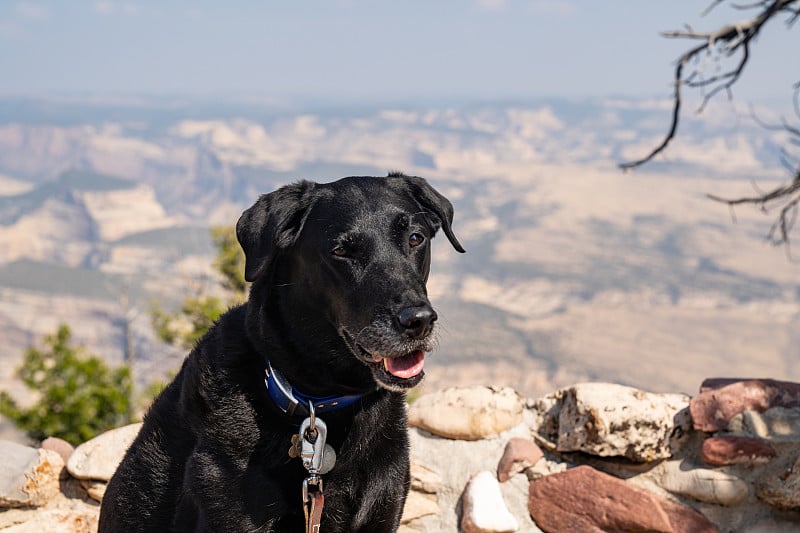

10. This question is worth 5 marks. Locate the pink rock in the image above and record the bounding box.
[528,466,718,533]
[699,378,800,398]
[41,436,75,463]
[690,379,800,432]
[497,437,543,482]
[701,436,776,466]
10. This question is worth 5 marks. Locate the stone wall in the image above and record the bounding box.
[2,378,799,532]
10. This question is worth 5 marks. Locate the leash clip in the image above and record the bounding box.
[299,402,328,475]
[298,401,337,533]
[302,475,323,504]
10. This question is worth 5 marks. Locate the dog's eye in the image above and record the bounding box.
[409,233,425,248]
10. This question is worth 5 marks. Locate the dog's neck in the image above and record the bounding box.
[246,265,379,398]
[264,360,375,418]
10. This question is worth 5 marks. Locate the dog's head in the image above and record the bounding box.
[236,173,464,392]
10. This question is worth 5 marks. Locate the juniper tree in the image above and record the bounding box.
[0,324,133,444]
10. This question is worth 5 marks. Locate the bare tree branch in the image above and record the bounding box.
[621,0,800,244]
[621,0,794,171]
[706,172,800,245]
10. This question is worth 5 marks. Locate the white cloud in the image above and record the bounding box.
[15,2,49,20]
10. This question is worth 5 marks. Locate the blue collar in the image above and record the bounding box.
[264,361,370,418]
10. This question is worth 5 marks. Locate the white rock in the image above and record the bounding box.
[67,423,142,481]
[408,386,524,440]
[535,383,690,462]
[460,471,518,533]
[658,461,749,506]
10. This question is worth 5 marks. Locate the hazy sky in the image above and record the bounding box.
[0,1,795,103]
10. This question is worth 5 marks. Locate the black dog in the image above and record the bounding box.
[99,173,464,532]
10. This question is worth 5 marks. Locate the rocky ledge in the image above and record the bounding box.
[2,378,799,532]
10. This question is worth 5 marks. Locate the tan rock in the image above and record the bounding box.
[79,479,107,502]
[410,463,441,494]
[401,491,439,524]
[0,507,98,533]
[67,423,142,481]
[525,458,567,482]
[408,386,523,440]
[658,461,749,506]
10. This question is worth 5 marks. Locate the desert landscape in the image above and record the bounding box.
[1,95,798,442]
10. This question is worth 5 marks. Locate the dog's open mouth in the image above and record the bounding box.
[341,330,427,389]
[370,350,425,379]
[363,348,426,389]
[356,345,425,389]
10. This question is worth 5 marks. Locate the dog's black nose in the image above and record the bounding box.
[397,305,437,339]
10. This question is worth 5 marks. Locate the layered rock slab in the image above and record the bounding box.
[528,465,718,533]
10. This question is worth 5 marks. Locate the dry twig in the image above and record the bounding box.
[620,0,800,244]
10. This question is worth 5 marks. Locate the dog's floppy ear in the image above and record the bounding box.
[236,180,318,282]
[392,173,465,253]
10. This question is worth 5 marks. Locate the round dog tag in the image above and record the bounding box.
[319,444,336,475]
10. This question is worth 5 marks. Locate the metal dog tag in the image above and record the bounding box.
[319,444,336,475]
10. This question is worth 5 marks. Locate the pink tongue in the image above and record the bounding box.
[385,350,425,379]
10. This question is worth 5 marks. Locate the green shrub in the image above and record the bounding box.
[0,324,133,445]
